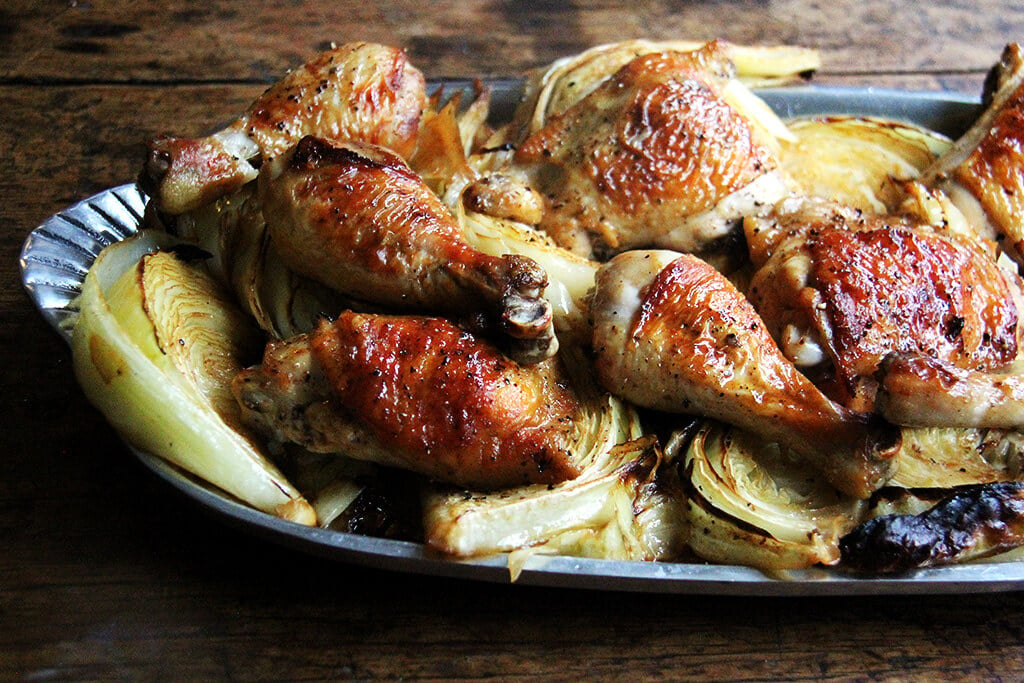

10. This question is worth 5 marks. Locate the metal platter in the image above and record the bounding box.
[24,84,1024,596]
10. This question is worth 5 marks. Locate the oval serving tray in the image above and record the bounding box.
[24,84,1024,596]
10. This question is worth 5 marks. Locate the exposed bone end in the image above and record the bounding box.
[139,144,172,192]
[500,292,559,365]
[493,254,559,364]
[499,253,549,299]
[983,43,1024,108]
[140,132,259,215]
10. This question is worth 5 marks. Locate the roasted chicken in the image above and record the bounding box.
[589,249,899,498]
[876,353,1024,429]
[509,39,820,141]
[513,42,789,258]
[141,42,427,215]
[104,36,1024,573]
[745,197,1024,412]
[233,311,582,490]
[259,136,558,363]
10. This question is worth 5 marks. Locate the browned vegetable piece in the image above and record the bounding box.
[839,481,1024,573]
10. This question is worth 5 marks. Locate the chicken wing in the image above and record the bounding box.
[232,312,581,490]
[590,250,898,498]
[141,42,427,215]
[745,197,1024,411]
[513,42,788,258]
[259,136,558,363]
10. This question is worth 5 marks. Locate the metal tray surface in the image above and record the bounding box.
[22,85,1024,596]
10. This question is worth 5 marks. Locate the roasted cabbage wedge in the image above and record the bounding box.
[778,116,952,213]
[672,422,866,570]
[423,433,687,577]
[71,231,316,524]
[889,427,1024,489]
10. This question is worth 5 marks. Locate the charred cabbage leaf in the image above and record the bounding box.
[890,427,1024,489]
[840,481,1024,573]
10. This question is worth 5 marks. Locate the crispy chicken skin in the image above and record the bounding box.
[923,43,1024,265]
[232,312,581,490]
[259,136,558,363]
[141,42,427,215]
[514,42,786,258]
[745,198,1024,411]
[590,250,898,498]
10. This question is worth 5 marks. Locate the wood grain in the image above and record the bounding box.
[2,0,1020,85]
[5,1,1024,679]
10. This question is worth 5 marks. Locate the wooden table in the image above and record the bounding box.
[5,1,1024,679]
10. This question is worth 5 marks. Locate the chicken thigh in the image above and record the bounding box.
[233,311,581,490]
[141,42,427,215]
[590,250,899,498]
[259,136,558,363]
[513,42,788,258]
[745,197,1024,412]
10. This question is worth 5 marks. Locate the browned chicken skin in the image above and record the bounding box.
[233,312,581,490]
[745,198,1024,412]
[514,42,787,258]
[141,42,427,215]
[259,136,558,363]
[590,250,899,498]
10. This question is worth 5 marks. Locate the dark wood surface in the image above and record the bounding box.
[6,1,1024,679]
